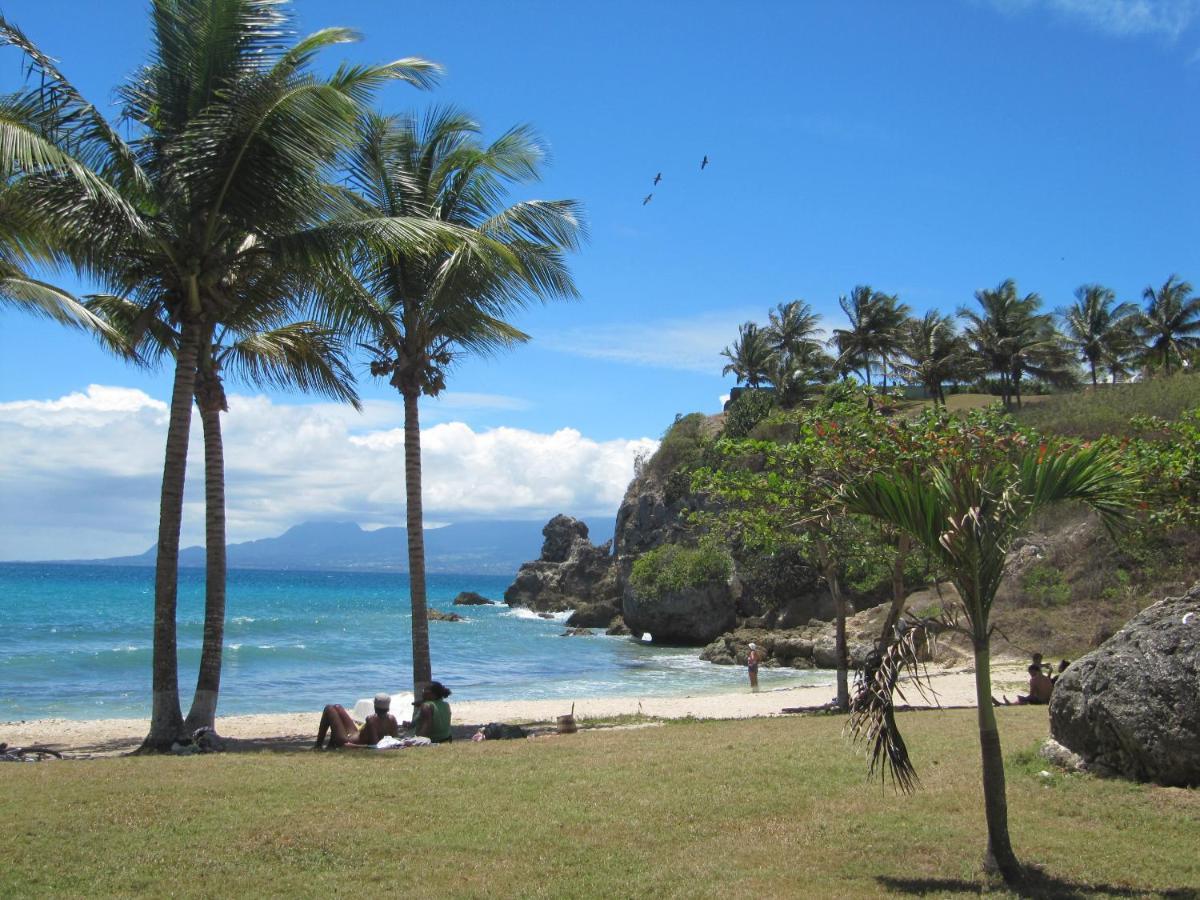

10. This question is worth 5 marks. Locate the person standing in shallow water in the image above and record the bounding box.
[747,643,761,692]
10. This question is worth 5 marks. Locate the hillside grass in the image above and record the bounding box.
[2,711,1197,898]
[1011,375,1200,439]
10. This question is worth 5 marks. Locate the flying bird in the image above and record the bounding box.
[700,155,709,170]
[653,172,662,185]
[642,193,653,206]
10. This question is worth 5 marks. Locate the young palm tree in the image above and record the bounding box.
[1141,275,1199,375]
[841,446,1133,884]
[1060,285,1140,387]
[2,1,444,749]
[894,311,972,404]
[767,342,834,408]
[338,109,585,697]
[722,321,774,389]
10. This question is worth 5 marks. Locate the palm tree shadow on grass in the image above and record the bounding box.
[877,868,1200,899]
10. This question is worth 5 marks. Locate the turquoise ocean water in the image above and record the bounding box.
[0,563,831,720]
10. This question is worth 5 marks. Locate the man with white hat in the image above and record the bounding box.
[747,642,762,692]
[313,692,400,749]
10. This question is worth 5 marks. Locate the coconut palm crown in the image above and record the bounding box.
[2,0,447,749]
[1141,275,1199,375]
[335,108,585,696]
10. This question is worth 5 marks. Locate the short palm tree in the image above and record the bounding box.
[1060,285,1141,387]
[338,109,585,697]
[767,341,834,408]
[722,321,774,389]
[841,445,1133,884]
[2,1,444,749]
[1141,275,1199,375]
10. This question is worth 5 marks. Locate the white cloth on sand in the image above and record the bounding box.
[372,735,432,750]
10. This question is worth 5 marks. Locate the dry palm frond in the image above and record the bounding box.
[846,607,961,793]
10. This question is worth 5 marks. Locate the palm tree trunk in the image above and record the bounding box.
[879,534,911,643]
[143,320,200,751]
[971,634,1022,884]
[403,385,432,698]
[185,360,227,733]
[1090,361,1098,388]
[817,541,849,710]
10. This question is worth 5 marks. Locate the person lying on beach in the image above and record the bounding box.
[405,681,453,743]
[314,693,399,749]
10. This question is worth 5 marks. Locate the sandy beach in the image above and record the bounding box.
[0,662,1034,758]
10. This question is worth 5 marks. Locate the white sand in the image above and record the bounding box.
[0,662,1033,758]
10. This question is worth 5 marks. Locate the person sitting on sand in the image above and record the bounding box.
[314,693,399,749]
[406,681,453,743]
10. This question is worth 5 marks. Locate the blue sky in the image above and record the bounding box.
[1,0,1198,558]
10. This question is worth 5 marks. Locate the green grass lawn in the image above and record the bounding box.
[2,709,1197,898]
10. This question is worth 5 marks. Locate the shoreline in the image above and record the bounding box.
[0,662,1033,758]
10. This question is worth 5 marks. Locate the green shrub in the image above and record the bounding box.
[644,413,710,481]
[1020,563,1072,608]
[629,540,733,601]
[722,389,775,438]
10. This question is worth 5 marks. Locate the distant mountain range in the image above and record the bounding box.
[66,518,614,576]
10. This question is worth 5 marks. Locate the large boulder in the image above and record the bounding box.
[453,591,494,606]
[623,580,736,645]
[503,515,622,617]
[1049,582,1200,787]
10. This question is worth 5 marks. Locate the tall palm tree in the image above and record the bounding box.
[1141,275,1199,375]
[767,341,834,408]
[959,280,1069,409]
[2,1,445,749]
[841,446,1133,884]
[338,109,585,697]
[895,311,972,404]
[765,299,822,358]
[830,286,909,388]
[1060,285,1140,387]
[87,291,361,731]
[722,321,774,389]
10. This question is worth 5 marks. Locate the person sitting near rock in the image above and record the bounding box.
[1052,658,1071,684]
[405,681,453,743]
[313,693,399,749]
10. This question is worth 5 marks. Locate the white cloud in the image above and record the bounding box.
[0,385,657,560]
[982,0,1200,38]
[540,310,761,373]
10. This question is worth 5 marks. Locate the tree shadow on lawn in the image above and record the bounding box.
[877,866,1199,899]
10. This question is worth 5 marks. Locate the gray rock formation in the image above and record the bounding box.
[1049,582,1200,787]
[623,580,736,645]
[453,591,494,606]
[503,515,621,616]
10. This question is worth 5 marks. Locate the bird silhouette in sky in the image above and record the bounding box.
[643,193,653,206]
[653,172,662,185]
[700,155,709,170]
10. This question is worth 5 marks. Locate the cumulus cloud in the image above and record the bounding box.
[0,385,657,560]
[982,0,1200,38]
[540,310,761,373]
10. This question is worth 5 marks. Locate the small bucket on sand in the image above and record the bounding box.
[557,702,578,735]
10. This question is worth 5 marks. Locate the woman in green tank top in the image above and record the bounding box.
[413,681,453,743]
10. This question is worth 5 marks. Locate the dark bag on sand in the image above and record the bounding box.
[482,722,528,740]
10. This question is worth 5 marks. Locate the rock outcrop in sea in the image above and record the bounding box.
[503,515,621,625]
[1049,581,1200,787]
